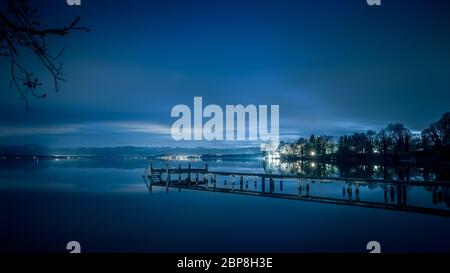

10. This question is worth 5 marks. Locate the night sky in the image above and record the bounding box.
[1,0,449,147]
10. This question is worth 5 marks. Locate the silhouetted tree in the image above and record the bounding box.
[295,137,308,157]
[385,123,410,154]
[315,135,334,155]
[338,132,374,155]
[0,0,88,110]
[375,128,392,155]
[422,112,450,150]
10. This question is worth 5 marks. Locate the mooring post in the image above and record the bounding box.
[269,177,274,193]
[205,163,208,173]
[402,185,407,206]
[245,176,248,190]
[347,184,352,199]
[390,185,395,202]
[397,183,403,207]
[166,164,169,182]
[178,164,181,181]
[188,163,191,183]
[261,176,266,193]
[196,173,199,186]
[280,180,283,192]
[254,176,257,188]
[148,161,152,176]
[298,178,302,194]
[355,183,360,201]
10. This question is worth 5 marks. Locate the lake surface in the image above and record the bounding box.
[1,158,450,253]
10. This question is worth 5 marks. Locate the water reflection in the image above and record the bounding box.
[263,159,448,182]
[143,160,450,217]
[3,157,450,252]
[145,170,450,216]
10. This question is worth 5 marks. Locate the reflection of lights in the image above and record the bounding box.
[310,162,316,168]
[310,151,316,156]
[157,155,202,161]
[373,165,380,171]
[267,157,280,164]
[373,148,380,154]
[265,151,280,160]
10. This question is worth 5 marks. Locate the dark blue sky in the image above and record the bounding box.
[1,0,449,147]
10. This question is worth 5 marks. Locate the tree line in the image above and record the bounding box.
[273,112,450,163]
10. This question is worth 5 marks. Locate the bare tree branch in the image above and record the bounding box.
[0,0,88,110]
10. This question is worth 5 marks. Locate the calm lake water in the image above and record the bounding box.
[1,158,450,253]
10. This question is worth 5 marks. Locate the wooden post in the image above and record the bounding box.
[166,164,169,182]
[402,185,407,206]
[231,175,235,192]
[355,183,360,201]
[397,183,403,207]
[269,177,274,193]
[188,163,191,182]
[205,163,208,172]
[261,176,265,193]
[346,184,352,199]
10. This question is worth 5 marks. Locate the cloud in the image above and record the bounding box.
[0,121,172,138]
[0,125,81,137]
[102,121,171,135]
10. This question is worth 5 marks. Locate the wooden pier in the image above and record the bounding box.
[143,162,450,217]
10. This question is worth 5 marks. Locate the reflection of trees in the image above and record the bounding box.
[263,159,337,177]
[338,164,375,180]
[264,158,440,182]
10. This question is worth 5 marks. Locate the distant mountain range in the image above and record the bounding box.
[0,145,261,157]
